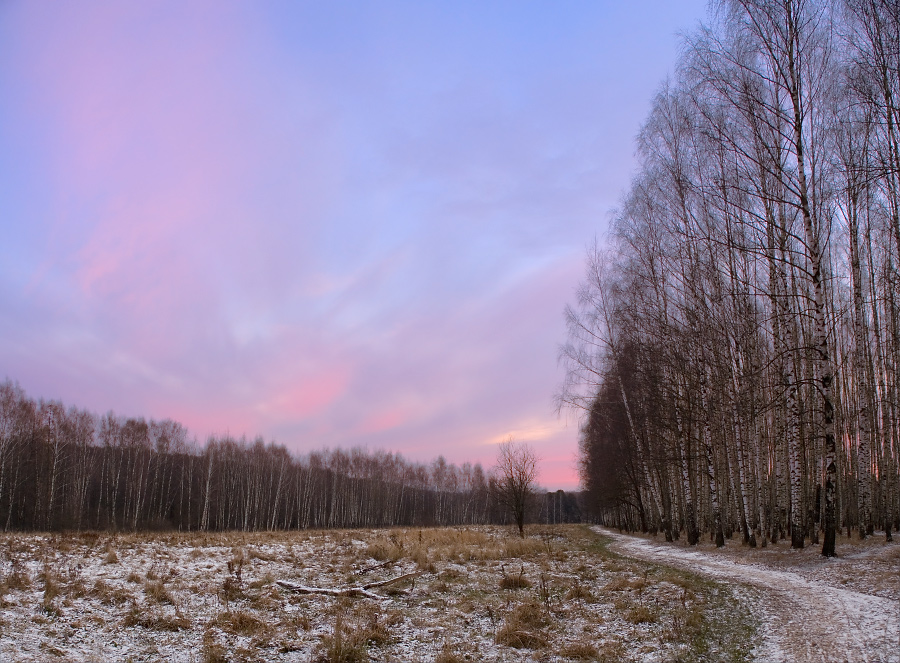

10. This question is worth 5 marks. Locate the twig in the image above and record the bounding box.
[357,559,395,575]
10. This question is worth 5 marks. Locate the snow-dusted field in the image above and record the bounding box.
[0,525,752,662]
[596,527,900,663]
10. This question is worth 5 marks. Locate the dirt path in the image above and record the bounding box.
[593,526,899,663]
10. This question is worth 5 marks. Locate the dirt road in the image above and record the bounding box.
[593,526,899,663]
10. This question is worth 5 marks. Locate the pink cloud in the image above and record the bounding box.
[262,365,353,421]
[356,408,408,435]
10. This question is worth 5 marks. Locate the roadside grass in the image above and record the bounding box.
[584,527,756,663]
[0,525,756,661]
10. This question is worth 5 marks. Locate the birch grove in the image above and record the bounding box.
[562,0,900,555]
[0,380,576,531]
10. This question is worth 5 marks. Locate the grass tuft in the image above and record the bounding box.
[559,640,600,660]
[566,580,595,602]
[213,609,268,637]
[499,564,531,590]
[123,606,190,631]
[201,629,227,663]
[103,543,118,565]
[495,600,549,649]
[144,580,174,605]
[624,604,658,624]
[315,609,368,663]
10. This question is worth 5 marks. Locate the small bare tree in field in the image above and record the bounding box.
[491,439,539,538]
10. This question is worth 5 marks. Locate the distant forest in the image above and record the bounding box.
[563,0,900,555]
[0,380,580,532]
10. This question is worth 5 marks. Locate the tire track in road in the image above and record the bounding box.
[593,527,898,663]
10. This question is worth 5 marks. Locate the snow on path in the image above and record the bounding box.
[593,527,899,663]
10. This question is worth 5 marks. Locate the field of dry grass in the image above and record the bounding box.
[0,525,754,662]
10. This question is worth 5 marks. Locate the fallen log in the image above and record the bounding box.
[276,570,423,600]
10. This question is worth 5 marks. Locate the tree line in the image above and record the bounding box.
[561,0,900,556]
[0,379,575,532]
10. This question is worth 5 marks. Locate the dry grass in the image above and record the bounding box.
[364,539,402,562]
[90,579,133,605]
[596,640,628,662]
[603,575,647,592]
[559,640,600,660]
[664,601,707,644]
[566,580,596,602]
[213,609,269,637]
[315,609,367,663]
[123,606,190,631]
[201,630,227,663]
[494,599,550,649]
[4,563,31,590]
[0,525,760,661]
[624,603,658,624]
[434,639,467,663]
[144,579,175,605]
[498,564,531,590]
[103,543,118,565]
[494,628,548,650]
[39,566,62,615]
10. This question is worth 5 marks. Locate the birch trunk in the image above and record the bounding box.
[781,10,839,555]
[849,189,874,537]
[700,367,725,547]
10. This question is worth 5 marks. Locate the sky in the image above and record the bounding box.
[0,1,708,490]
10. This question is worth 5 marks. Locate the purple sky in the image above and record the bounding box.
[0,1,707,490]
